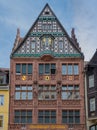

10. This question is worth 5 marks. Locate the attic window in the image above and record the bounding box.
[45,11,49,15]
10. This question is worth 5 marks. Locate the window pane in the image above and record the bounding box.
[27,117,32,123]
[75,110,80,116]
[22,64,26,74]
[21,92,26,100]
[62,64,67,75]
[28,64,32,74]
[15,92,20,100]
[62,86,67,90]
[69,116,73,123]
[38,117,43,123]
[90,126,95,130]
[74,92,80,99]
[28,86,32,90]
[69,110,73,116]
[62,111,67,116]
[45,111,50,116]
[14,117,20,123]
[75,117,80,123]
[68,85,73,90]
[21,111,26,116]
[16,64,20,74]
[74,64,79,75]
[38,111,43,116]
[51,64,56,69]
[31,41,35,49]
[89,75,94,88]
[51,92,56,99]
[45,64,50,74]
[51,86,56,90]
[62,117,67,123]
[74,85,79,90]
[90,98,95,112]
[15,110,20,116]
[51,111,56,116]
[16,86,20,90]
[27,111,32,116]
[51,117,56,123]
[28,92,33,99]
[59,41,63,49]
[62,92,68,99]
[51,64,56,74]
[0,95,4,105]
[39,64,44,74]
[45,117,50,123]
[21,86,27,90]
[21,117,26,123]
[68,64,72,75]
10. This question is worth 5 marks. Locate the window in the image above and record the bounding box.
[74,64,79,75]
[89,75,94,88]
[14,110,32,123]
[45,11,49,15]
[90,125,95,130]
[51,64,56,74]
[62,110,80,124]
[38,85,56,100]
[59,41,63,50]
[39,64,44,74]
[39,64,56,75]
[62,64,67,75]
[16,63,33,75]
[28,64,32,74]
[31,41,35,49]
[68,64,73,75]
[45,64,50,74]
[15,86,33,100]
[62,64,79,75]
[0,95,4,105]
[42,24,52,30]
[62,85,80,100]
[90,98,95,112]
[22,64,26,74]
[16,64,21,74]
[38,110,56,124]
[0,116,3,128]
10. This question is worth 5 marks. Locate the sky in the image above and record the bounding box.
[0,0,97,68]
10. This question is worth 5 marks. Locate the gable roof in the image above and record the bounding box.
[88,49,97,65]
[11,3,84,58]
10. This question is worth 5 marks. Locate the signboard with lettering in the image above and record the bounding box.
[29,124,68,129]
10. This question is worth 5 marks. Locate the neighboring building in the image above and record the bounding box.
[9,4,86,130]
[85,50,97,130]
[0,68,9,130]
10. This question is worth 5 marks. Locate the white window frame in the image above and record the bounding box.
[90,97,95,112]
[89,75,94,88]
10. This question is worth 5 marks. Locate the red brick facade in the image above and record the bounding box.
[9,4,86,130]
